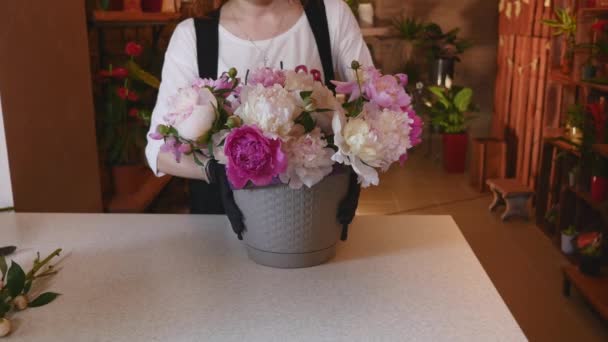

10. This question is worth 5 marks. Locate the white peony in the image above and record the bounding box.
[364,104,413,171]
[235,84,299,138]
[279,128,335,189]
[331,112,381,187]
[285,71,343,135]
[166,86,217,141]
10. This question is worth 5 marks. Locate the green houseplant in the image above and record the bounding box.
[543,7,577,74]
[425,85,476,173]
[419,23,472,87]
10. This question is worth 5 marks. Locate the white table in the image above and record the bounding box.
[0,213,526,341]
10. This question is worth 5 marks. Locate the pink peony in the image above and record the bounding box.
[248,67,286,87]
[364,75,411,111]
[224,126,287,189]
[408,109,424,147]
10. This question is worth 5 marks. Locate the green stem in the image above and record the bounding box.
[25,249,62,281]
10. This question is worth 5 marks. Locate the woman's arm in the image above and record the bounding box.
[145,19,210,182]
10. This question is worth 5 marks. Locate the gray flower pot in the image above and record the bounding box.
[233,172,350,268]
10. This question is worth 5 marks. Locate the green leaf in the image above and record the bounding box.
[0,299,10,317]
[0,256,6,280]
[428,86,450,108]
[300,91,313,100]
[296,112,315,132]
[6,261,25,297]
[454,87,473,113]
[29,292,60,308]
[126,60,160,89]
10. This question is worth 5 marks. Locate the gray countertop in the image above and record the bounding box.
[0,213,526,341]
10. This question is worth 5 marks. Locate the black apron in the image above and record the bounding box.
[190,1,360,240]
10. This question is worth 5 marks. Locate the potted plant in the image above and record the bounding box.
[561,225,578,255]
[566,104,585,143]
[426,85,477,173]
[543,7,577,74]
[577,231,603,276]
[96,41,159,196]
[545,204,559,226]
[418,23,472,87]
[393,16,425,66]
[149,62,423,268]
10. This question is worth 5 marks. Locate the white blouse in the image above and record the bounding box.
[146,0,373,175]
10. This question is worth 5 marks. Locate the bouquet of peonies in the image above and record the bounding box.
[150,61,423,189]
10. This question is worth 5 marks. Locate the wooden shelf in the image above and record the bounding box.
[549,68,608,93]
[361,25,397,38]
[568,186,608,217]
[547,137,582,157]
[593,144,608,158]
[580,7,608,14]
[563,264,608,321]
[92,10,181,25]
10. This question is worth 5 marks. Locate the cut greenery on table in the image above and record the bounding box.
[0,248,62,337]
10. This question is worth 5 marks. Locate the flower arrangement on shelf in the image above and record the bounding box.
[0,248,63,337]
[95,40,165,199]
[543,7,577,74]
[576,231,603,276]
[96,41,160,167]
[150,61,423,189]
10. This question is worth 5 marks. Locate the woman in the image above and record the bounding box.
[146,0,373,214]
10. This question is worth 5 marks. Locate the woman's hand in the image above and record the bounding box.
[157,151,211,182]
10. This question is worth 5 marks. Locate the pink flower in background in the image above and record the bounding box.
[224,125,287,189]
[365,75,411,111]
[249,68,286,87]
[125,42,143,57]
[408,109,424,147]
[128,108,139,118]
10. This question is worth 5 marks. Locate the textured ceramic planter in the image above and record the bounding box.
[233,172,350,268]
[561,233,576,255]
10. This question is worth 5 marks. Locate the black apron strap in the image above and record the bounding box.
[304,0,335,90]
[190,10,226,216]
[305,1,359,240]
[194,11,220,79]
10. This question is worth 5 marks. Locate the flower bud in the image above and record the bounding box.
[13,295,28,310]
[226,116,242,129]
[156,124,170,135]
[228,67,237,79]
[351,60,361,70]
[0,318,10,337]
